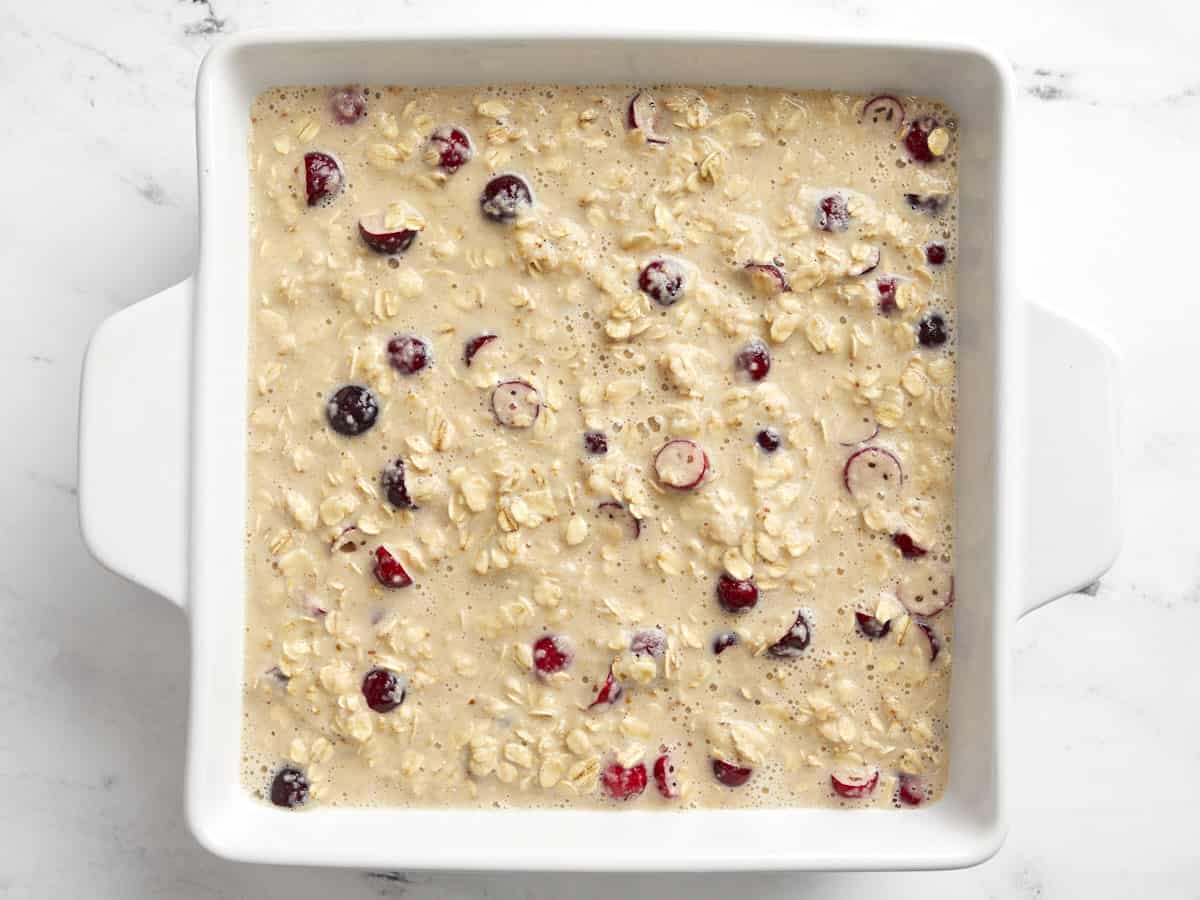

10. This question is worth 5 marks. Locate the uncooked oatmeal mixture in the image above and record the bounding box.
[242,83,959,812]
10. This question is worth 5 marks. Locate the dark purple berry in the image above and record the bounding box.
[756,429,781,452]
[918,315,948,347]
[270,767,309,808]
[638,259,686,306]
[480,174,533,221]
[584,431,608,455]
[382,458,416,510]
[386,335,430,375]
[362,668,406,713]
[325,385,378,436]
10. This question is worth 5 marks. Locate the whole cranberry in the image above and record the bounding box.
[329,86,366,125]
[756,428,781,452]
[925,243,947,265]
[429,126,473,172]
[361,668,406,713]
[325,385,379,436]
[386,335,430,375]
[918,314,948,347]
[480,174,533,221]
[716,574,758,612]
[532,634,571,675]
[638,259,687,306]
[904,123,934,162]
[270,767,309,808]
[584,431,608,455]
[735,339,771,381]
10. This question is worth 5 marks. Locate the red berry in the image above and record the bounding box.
[898,774,927,806]
[329,86,366,125]
[712,758,753,787]
[767,610,811,657]
[832,768,879,798]
[904,124,934,162]
[373,546,412,589]
[480,174,533,221]
[630,628,666,658]
[361,668,406,713]
[855,610,892,639]
[892,533,928,559]
[816,194,850,231]
[638,259,686,306]
[716,574,758,612]
[429,126,473,172]
[877,277,898,315]
[735,339,771,381]
[925,243,947,265]
[589,668,623,708]
[712,631,740,655]
[532,634,571,675]
[601,761,648,800]
[381,458,416,510]
[303,151,343,207]
[270,767,309,808]
[653,752,680,798]
[583,431,608,455]
[463,333,497,366]
[386,335,430,375]
[756,428,781,452]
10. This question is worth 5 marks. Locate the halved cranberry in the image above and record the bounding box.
[861,94,905,131]
[381,458,416,510]
[767,610,811,657]
[892,533,927,559]
[855,610,892,639]
[326,384,379,436]
[627,90,668,144]
[361,668,406,713]
[925,243,947,265]
[756,428,781,452]
[270,767,309,808]
[386,334,430,375]
[303,151,343,207]
[735,339,771,381]
[913,620,941,662]
[601,761,648,800]
[532,634,572,675]
[898,774,927,806]
[463,333,497,366]
[744,262,791,296]
[712,631,740,655]
[373,546,413,589]
[638,259,686,306]
[329,86,366,125]
[630,628,666,658]
[583,431,608,455]
[898,567,954,617]
[716,574,758,612]
[877,277,898,315]
[653,439,708,489]
[904,123,934,163]
[816,194,850,231]
[480,174,533,222]
[358,217,417,255]
[428,126,473,172]
[653,752,680,799]
[918,314,948,347]
[831,768,879,798]
[597,501,642,539]
[843,446,904,502]
[589,667,623,708]
[712,758,753,787]
[491,380,541,428]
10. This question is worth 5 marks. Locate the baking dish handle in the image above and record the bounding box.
[79,278,191,609]
[1021,302,1121,617]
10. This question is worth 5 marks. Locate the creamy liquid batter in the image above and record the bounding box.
[242,83,959,811]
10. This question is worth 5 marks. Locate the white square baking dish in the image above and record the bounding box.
[77,27,1121,871]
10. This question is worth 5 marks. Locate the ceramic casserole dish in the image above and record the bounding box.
[77,27,1120,871]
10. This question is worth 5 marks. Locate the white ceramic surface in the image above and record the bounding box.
[75,26,1119,873]
[6,0,1198,895]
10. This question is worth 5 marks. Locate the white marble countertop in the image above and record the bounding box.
[3,0,1198,896]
